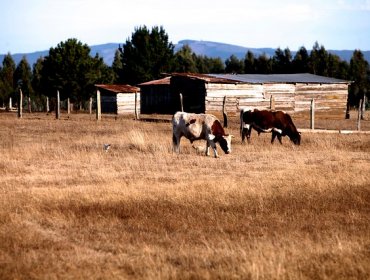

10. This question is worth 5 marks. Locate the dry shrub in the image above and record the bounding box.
[126,129,169,154]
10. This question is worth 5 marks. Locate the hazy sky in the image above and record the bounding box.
[1,0,370,54]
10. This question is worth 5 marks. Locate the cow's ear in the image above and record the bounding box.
[208,134,215,141]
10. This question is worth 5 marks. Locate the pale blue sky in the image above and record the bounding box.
[1,0,369,54]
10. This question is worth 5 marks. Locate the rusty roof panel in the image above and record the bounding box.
[138,77,171,86]
[171,73,239,84]
[95,84,140,93]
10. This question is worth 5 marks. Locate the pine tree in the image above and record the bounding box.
[327,53,349,79]
[119,26,174,85]
[41,38,111,105]
[225,55,244,74]
[206,57,225,73]
[292,46,310,73]
[255,54,272,74]
[173,45,197,73]
[14,56,33,98]
[196,56,225,74]
[272,47,292,73]
[112,49,123,83]
[309,42,329,76]
[0,53,16,104]
[244,51,256,74]
[349,50,369,107]
[32,57,44,96]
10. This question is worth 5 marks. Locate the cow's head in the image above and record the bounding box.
[217,134,234,154]
[291,131,301,145]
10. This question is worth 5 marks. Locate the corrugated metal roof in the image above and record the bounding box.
[138,77,171,86]
[208,73,350,84]
[95,84,140,93]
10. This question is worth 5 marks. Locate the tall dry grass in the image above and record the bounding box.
[0,112,369,279]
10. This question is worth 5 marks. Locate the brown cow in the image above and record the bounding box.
[172,111,233,158]
[240,109,301,145]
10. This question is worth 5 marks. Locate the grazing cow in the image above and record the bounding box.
[172,111,233,158]
[240,108,301,145]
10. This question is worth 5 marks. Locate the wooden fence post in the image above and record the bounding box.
[270,95,275,110]
[345,98,350,119]
[357,99,362,131]
[46,96,49,112]
[96,89,101,121]
[179,93,184,112]
[310,98,315,130]
[361,94,366,120]
[56,90,60,119]
[27,96,31,113]
[18,89,23,118]
[223,95,228,128]
[89,97,93,114]
[134,92,139,120]
[67,98,70,115]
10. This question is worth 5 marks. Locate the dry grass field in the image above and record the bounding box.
[0,111,369,279]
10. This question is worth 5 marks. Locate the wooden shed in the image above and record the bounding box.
[170,73,350,116]
[95,84,140,115]
[138,77,171,114]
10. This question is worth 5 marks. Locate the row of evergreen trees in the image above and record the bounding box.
[0,26,369,111]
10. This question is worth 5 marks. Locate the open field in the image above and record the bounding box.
[0,111,369,279]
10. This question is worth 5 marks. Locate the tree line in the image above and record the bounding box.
[0,26,369,111]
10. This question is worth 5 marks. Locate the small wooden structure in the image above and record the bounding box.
[169,73,351,116]
[95,84,140,115]
[138,77,171,114]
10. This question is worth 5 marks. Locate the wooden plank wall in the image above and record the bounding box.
[263,83,295,111]
[205,83,266,113]
[117,93,140,115]
[295,83,348,113]
[205,82,349,115]
[101,93,140,115]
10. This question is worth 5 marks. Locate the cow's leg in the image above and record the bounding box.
[246,128,252,144]
[241,128,249,144]
[208,140,219,158]
[277,134,283,144]
[172,134,181,153]
[271,132,276,144]
[241,124,252,144]
[205,140,219,157]
[205,141,210,156]
[272,128,283,144]
[241,128,246,144]
[241,128,251,144]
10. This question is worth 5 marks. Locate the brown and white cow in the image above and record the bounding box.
[172,111,233,158]
[240,108,301,145]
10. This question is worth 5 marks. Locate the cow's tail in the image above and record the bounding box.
[240,108,245,138]
[223,112,228,128]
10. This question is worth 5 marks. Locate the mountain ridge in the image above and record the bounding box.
[1,40,369,68]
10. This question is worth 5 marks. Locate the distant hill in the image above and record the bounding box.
[0,43,120,68]
[1,40,369,67]
[175,40,370,63]
[174,40,276,61]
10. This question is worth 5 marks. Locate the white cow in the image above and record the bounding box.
[172,111,233,158]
